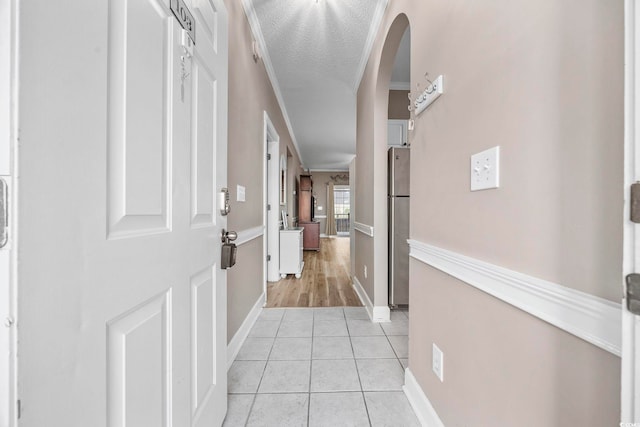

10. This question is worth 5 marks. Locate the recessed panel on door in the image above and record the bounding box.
[190,55,217,227]
[107,0,172,239]
[191,267,216,421]
[107,291,171,427]
[193,0,219,50]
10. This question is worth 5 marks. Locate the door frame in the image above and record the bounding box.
[0,0,17,425]
[263,112,280,289]
[623,0,640,421]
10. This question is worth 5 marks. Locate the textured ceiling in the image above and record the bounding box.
[250,0,387,171]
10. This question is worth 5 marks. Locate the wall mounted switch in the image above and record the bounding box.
[237,185,246,202]
[471,146,500,191]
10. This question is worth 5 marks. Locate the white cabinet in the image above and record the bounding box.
[280,227,304,278]
[388,119,408,147]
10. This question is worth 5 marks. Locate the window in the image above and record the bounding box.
[334,186,350,234]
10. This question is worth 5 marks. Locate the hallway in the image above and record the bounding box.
[267,238,361,308]
[224,307,417,426]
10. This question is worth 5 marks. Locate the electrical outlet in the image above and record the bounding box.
[470,146,500,191]
[432,343,444,382]
[364,265,368,279]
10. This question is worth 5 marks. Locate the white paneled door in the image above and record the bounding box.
[16,0,228,426]
[623,0,640,422]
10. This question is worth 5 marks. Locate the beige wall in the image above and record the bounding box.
[410,261,620,426]
[225,0,304,342]
[356,0,623,424]
[388,90,409,119]
[308,171,349,234]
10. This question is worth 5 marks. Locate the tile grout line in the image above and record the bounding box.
[307,310,316,427]
[243,310,285,426]
[346,309,374,427]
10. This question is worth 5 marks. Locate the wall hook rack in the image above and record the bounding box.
[414,74,444,116]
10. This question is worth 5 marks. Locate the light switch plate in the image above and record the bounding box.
[237,185,246,202]
[471,146,500,191]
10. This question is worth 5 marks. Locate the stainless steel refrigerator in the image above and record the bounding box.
[388,147,410,307]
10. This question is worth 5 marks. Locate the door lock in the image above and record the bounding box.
[219,188,230,216]
[221,228,237,269]
[626,273,640,316]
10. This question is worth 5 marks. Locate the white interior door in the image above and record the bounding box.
[265,114,280,283]
[16,0,228,425]
[0,1,16,424]
[623,0,640,422]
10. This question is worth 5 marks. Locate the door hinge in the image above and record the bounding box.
[631,182,640,223]
[626,274,640,316]
[267,254,271,261]
[267,204,271,211]
[267,153,271,160]
[17,399,21,419]
[0,178,7,249]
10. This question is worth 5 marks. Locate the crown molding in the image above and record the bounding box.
[240,0,305,169]
[353,0,389,93]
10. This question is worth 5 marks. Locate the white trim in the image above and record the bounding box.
[241,0,304,169]
[372,305,390,323]
[315,215,327,219]
[235,225,264,246]
[408,239,622,356]
[353,0,390,92]
[403,368,445,427]
[0,1,17,425]
[623,0,640,421]
[353,275,373,319]
[352,276,390,323]
[354,222,374,237]
[389,82,411,91]
[227,292,266,370]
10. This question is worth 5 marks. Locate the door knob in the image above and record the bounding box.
[221,229,237,243]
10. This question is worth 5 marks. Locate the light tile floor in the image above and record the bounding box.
[224,307,420,427]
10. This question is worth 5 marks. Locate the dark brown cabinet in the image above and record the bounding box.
[298,174,320,250]
[299,221,320,251]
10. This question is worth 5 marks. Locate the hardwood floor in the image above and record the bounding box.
[267,237,362,307]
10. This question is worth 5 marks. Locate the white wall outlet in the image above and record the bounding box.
[432,343,444,382]
[470,146,500,191]
[364,265,368,279]
[237,185,246,202]
[318,206,323,211]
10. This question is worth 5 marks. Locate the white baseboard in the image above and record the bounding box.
[403,368,445,427]
[352,276,373,319]
[372,305,390,322]
[227,292,265,370]
[408,239,622,356]
[352,276,390,323]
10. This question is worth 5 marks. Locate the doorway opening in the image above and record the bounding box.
[264,112,281,289]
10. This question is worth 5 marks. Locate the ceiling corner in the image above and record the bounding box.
[352,0,390,93]
[240,0,305,168]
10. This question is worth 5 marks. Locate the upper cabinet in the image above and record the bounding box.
[299,175,313,221]
[388,119,408,147]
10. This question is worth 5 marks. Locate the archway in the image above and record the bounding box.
[372,15,411,316]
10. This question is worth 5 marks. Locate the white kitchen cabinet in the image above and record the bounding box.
[388,119,408,147]
[280,227,304,278]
